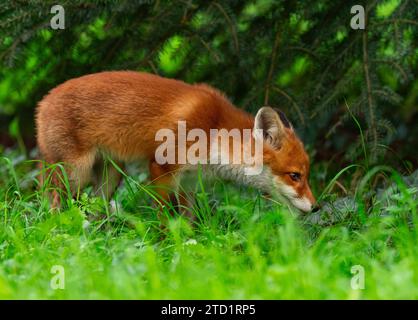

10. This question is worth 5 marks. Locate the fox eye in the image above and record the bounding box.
[289,172,301,182]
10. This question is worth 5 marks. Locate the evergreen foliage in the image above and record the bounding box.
[0,0,417,170]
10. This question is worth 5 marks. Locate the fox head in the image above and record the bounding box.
[253,106,317,213]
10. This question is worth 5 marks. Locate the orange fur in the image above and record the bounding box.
[36,71,316,212]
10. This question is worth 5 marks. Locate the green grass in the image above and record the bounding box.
[0,152,417,299]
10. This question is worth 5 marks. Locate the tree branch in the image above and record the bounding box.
[264,30,280,105]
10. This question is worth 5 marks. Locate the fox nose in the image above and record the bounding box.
[311,204,321,213]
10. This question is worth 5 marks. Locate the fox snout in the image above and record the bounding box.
[275,182,317,213]
[290,185,317,213]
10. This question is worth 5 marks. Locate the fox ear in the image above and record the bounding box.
[272,107,293,130]
[254,106,291,148]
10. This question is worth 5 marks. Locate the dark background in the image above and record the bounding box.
[0,0,417,174]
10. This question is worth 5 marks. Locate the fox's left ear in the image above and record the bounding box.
[253,106,293,149]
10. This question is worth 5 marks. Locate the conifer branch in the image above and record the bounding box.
[264,30,280,105]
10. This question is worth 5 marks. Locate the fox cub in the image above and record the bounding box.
[36,71,316,212]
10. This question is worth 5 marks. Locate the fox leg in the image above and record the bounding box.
[62,153,96,207]
[148,161,195,222]
[92,156,124,200]
[39,151,96,208]
[149,161,178,206]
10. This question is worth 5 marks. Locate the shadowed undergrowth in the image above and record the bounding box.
[0,154,417,299]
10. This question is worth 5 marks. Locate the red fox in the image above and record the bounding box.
[36,71,317,213]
